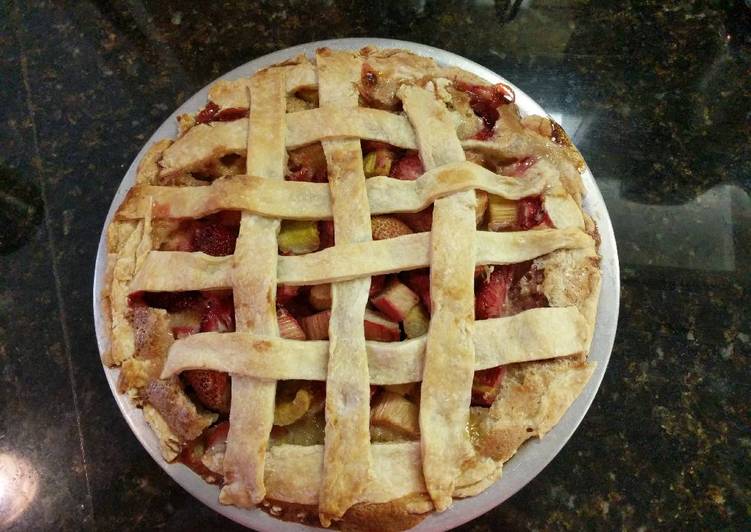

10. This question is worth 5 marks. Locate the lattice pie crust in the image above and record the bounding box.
[103,46,601,530]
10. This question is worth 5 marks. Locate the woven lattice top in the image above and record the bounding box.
[105,47,601,529]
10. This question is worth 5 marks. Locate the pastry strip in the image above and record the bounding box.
[117,161,547,221]
[161,307,590,384]
[220,69,286,508]
[208,60,318,108]
[400,84,475,511]
[315,49,373,525]
[263,357,595,506]
[158,107,418,176]
[129,228,594,292]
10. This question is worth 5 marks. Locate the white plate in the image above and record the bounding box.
[92,38,620,531]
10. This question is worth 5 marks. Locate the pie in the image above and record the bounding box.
[102,46,601,531]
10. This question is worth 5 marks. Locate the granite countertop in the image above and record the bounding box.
[1,1,749,530]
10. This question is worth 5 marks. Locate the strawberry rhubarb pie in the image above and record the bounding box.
[103,46,601,530]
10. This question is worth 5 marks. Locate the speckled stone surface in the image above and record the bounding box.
[0,0,749,530]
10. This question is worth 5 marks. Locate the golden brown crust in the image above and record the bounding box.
[104,45,603,530]
[263,495,431,532]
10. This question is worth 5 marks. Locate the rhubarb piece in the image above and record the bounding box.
[363,149,395,177]
[309,284,332,311]
[370,391,420,438]
[364,309,401,342]
[369,275,386,297]
[471,366,507,406]
[183,370,231,414]
[475,266,514,320]
[169,309,202,339]
[371,280,419,322]
[398,207,433,233]
[277,307,306,340]
[276,284,300,305]
[274,387,313,426]
[278,220,320,255]
[488,194,518,231]
[403,270,431,313]
[371,215,413,240]
[389,151,424,180]
[475,190,488,227]
[402,303,429,339]
[300,310,331,340]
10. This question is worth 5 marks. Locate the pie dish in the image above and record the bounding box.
[96,40,617,531]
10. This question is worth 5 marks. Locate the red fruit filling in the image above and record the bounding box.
[287,143,328,182]
[318,220,335,249]
[134,290,235,337]
[403,269,431,313]
[471,366,507,406]
[455,81,515,140]
[475,266,514,320]
[195,102,249,124]
[517,196,553,230]
[160,211,240,257]
[183,369,231,413]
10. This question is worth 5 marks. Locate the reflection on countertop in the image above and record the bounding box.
[0,0,748,530]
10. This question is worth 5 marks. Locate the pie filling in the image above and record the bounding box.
[107,47,599,527]
[130,148,555,483]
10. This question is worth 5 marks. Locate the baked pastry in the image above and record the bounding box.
[103,46,601,530]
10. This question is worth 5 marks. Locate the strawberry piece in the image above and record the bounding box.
[475,266,514,320]
[371,280,420,322]
[471,366,507,406]
[309,284,332,311]
[501,156,538,177]
[398,207,433,233]
[192,220,238,257]
[389,151,424,180]
[318,220,335,249]
[371,215,412,240]
[364,310,401,342]
[276,285,300,305]
[369,275,386,297]
[517,196,553,230]
[184,370,231,413]
[403,270,431,313]
[277,307,306,340]
[200,292,235,332]
[300,310,331,340]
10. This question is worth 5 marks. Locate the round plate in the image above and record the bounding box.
[93,38,620,531]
